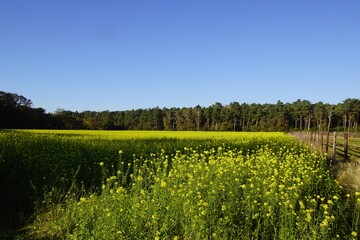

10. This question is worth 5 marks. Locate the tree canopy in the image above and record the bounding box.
[1,90,359,132]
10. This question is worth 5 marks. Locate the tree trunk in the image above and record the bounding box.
[344,115,347,132]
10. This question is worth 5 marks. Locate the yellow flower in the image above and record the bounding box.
[320,219,329,228]
[352,231,357,237]
[161,180,167,187]
[99,162,104,166]
[116,187,125,194]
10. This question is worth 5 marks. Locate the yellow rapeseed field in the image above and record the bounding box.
[1,130,359,239]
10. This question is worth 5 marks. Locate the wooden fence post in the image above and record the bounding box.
[316,131,319,147]
[333,131,337,161]
[326,131,330,153]
[344,132,349,161]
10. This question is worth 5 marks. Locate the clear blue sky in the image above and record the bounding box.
[1,0,359,112]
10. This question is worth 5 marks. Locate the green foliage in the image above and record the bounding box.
[1,90,360,131]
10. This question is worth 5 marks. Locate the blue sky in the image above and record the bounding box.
[1,0,359,112]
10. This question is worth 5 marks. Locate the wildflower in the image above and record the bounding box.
[116,187,125,194]
[320,219,329,228]
[161,180,167,187]
[99,162,104,167]
[352,231,357,237]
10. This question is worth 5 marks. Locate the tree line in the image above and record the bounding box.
[1,90,359,132]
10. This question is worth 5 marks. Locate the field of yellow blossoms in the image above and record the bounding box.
[0,130,359,239]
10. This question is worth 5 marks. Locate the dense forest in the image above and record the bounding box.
[1,90,359,132]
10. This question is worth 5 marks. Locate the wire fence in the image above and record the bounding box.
[291,131,360,162]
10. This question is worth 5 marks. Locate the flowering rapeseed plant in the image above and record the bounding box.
[14,132,354,239]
